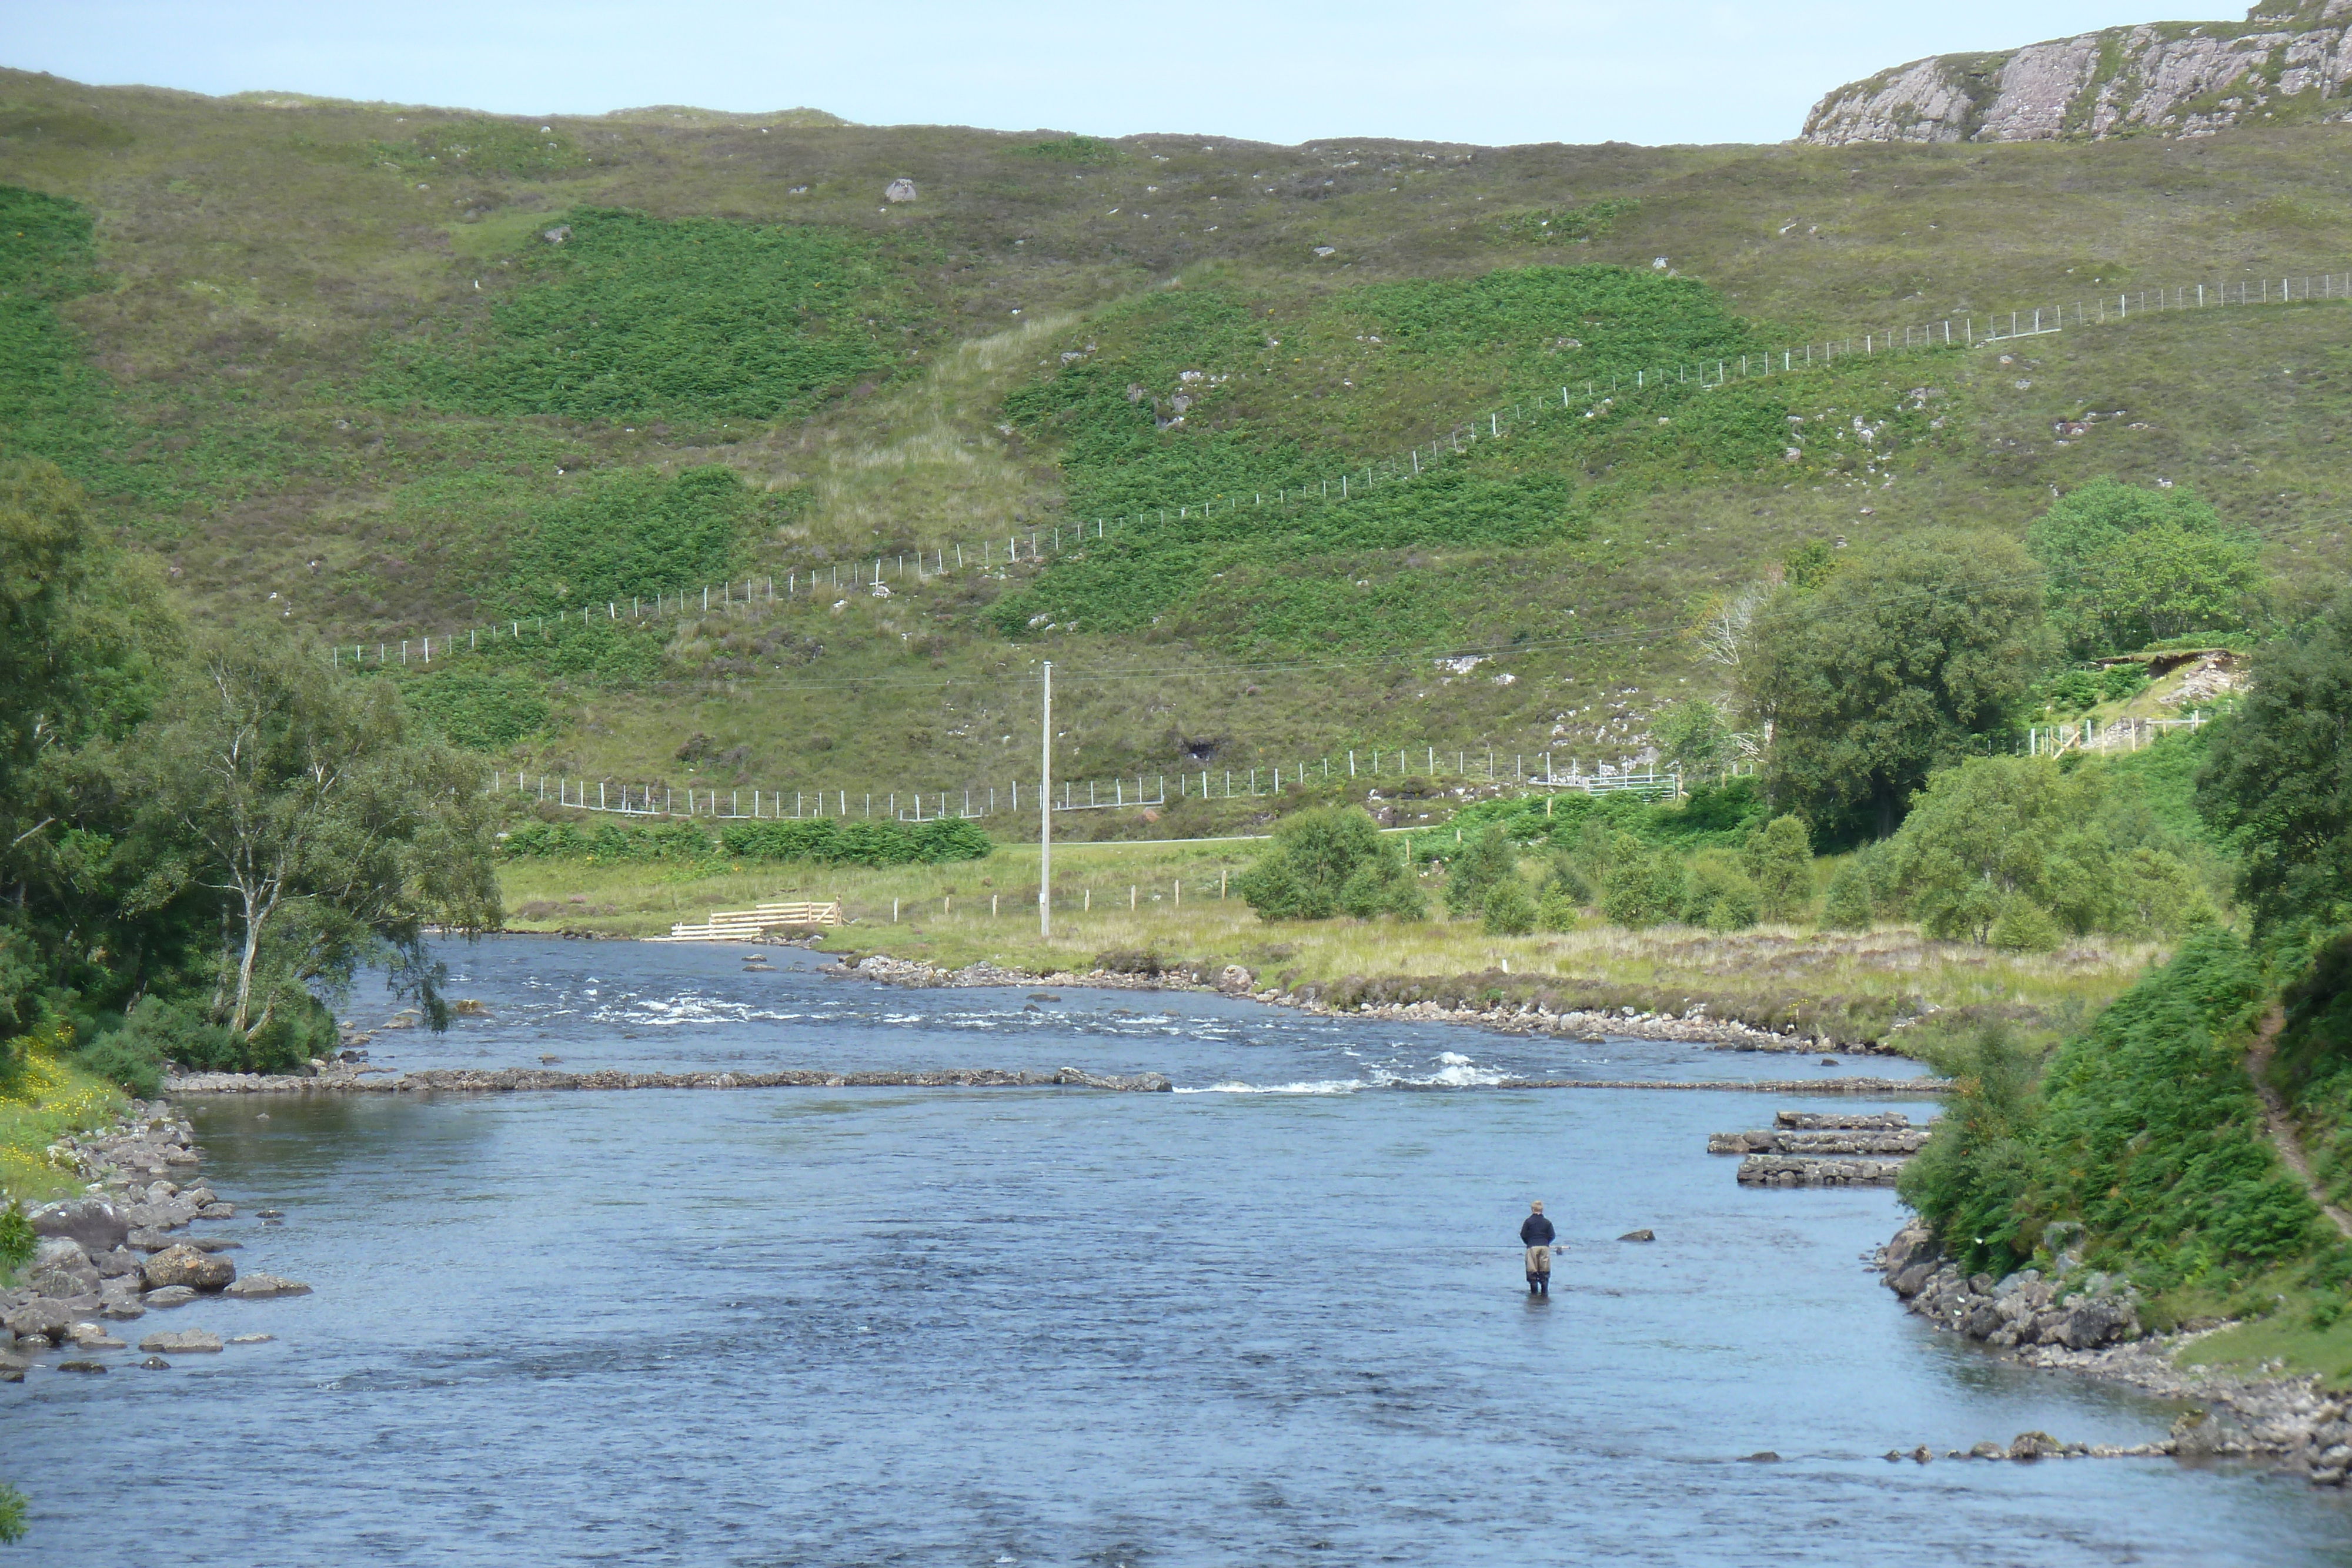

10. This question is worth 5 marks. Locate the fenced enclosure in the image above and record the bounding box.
[338,268,2352,671]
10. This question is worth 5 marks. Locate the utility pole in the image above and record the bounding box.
[1040,660,1053,937]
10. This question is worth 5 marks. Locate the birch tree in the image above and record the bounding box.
[139,635,500,1040]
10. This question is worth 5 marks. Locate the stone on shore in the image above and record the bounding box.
[28,1197,131,1253]
[143,1243,236,1292]
[138,1329,222,1355]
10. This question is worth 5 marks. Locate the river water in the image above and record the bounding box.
[6,938,2346,1564]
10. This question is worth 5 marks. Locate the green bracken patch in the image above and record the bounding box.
[376,206,909,423]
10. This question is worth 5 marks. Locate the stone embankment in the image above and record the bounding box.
[1709,1111,1930,1185]
[2,1102,308,1382]
[1877,1220,2352,1482]
[166,1063,1173,1095]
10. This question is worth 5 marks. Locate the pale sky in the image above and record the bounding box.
[7,1,2184,146]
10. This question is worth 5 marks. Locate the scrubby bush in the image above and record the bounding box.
[1682,854,1760,932]
[1897,1024,2050,1275]
[0,1199,34,1269]
[84,994,332,1085]
[1237,808,1421,922]
[1482,878,1537,936]
[1987,900,2062,954]
[1741,814,1813,920]
[1536,882,1581,932]
[1601,840,1685,928]
[1816,846,1890,932]
[2100,662,2149,701]
[1443,825,1518,918]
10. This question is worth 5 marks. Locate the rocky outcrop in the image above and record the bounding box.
[1883,1222,2145,1350]
[1802,2,2352,145]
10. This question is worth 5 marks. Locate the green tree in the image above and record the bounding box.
[2027,479,2262,657]
[130,634,503,1041]
[1652,697,1732,784]
[1443,825,1518,918]
[1743,532,2047,840]
[1236,807,1421,921]
[2196,593,2352,942]
[1889,758,2117,943]
[1741,814,1813,920]
[1896,1024,2050,1275]
[1817,855,1879,932]
[0,1479,25,1544]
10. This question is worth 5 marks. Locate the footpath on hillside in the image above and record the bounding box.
[2247,1008,2352,1241]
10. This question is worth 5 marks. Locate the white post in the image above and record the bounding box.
[1040,661,1053,937]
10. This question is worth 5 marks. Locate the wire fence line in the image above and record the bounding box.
[507,706,2213,833]
[496,746,1690,828]
[336,268,2352,674]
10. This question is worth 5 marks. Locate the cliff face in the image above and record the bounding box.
[1802,2,2352,144]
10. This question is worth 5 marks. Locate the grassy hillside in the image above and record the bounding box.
[4,67,2350,799]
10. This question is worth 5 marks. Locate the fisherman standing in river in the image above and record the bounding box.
[1521,1201,1555,1296]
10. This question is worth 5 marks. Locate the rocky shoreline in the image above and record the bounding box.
[1877,1221,2352,1482]
[830,953,1913,1058]
[2,1102,309,1382]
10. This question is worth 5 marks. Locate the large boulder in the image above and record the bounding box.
[28,1198,129,1254]
[3,1298,82,1339]
[2056,1296,2137,1350]
[142,1244,235,1292]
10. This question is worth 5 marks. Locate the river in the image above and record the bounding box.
[5,937,2346,1564]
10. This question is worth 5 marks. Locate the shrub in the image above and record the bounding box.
[1482,878,1537,936]
[1896,1024,2050,1275]
[1237,807,1419,922]
[1742,814,1813,920]
[0,1480,22,1545]
[1444,825,1518,918]
[1987,899,2062,953]
[719,817,991,867]
[1600,840,1685,928]
[0,1199,34,1269]
[401,670,550,752]
[97,995,316,1080]
[2100,662,2149,700]
[1817,857,1877,932]
[1682,854,1760,932]
[1536,883,1581,932]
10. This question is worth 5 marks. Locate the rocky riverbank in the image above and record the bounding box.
[830,953,1909,1057]
[2,1102,309,1382]
[1877,1221,2352,1483]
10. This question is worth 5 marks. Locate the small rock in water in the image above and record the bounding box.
[138,1356,171,1370]
[223,1274,310,1300]
[142,1286,198,1309]
[1739,1451,1780,1463]
[139,1329,222,1355]
[255,1209,285,1219]
[1911,1445,1933,1463]
[55,1359,107,1374]
[540,1055,562,1065]
[143,1243,235,1291]
[226,1333,275,1345]
[2009,1430,2063,1460]
[1618,1229,1655,1242]
[1820,1057,1839,1066]
[1028,993,1060,1002]
[1968,1441,2006,1459]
